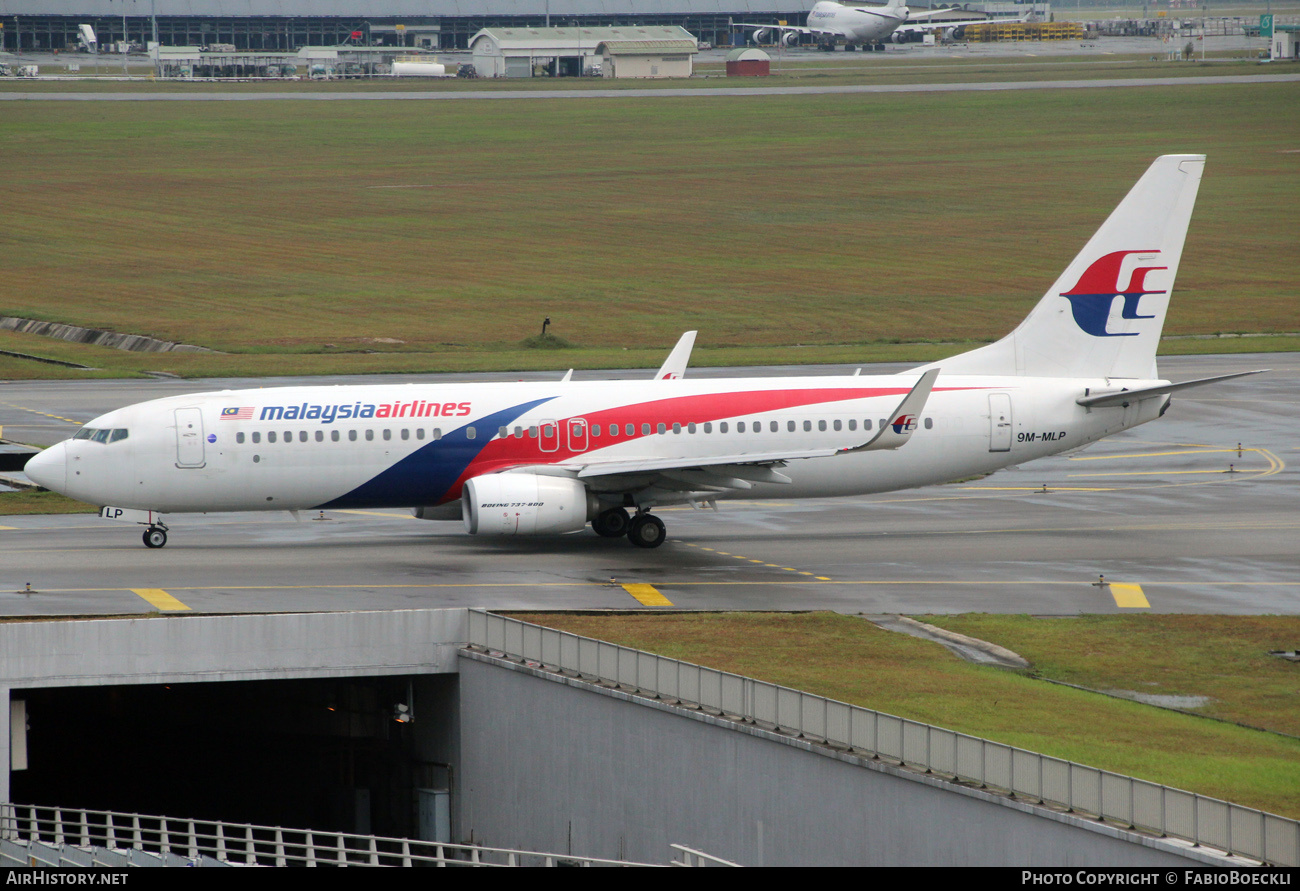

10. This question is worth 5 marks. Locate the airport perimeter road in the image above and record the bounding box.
[3,72,1299,102]
[0,353,1295,617]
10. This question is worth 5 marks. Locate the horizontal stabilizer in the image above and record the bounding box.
[842,369,939,452]
[1077,369,1267,408]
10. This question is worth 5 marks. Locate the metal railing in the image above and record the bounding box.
[0,803,669,867]
[467,610,1300,867]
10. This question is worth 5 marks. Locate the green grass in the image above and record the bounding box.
[510,611,1300,818]
[0,489,100,515]
[922,614,1300,736]
[2,79,1297,381]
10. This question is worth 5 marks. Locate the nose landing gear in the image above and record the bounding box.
[143,525,169,549]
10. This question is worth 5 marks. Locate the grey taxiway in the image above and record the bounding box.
[1,353,1295,617]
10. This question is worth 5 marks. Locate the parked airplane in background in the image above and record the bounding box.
[25,155,1262,550]
[736,0,1012,49]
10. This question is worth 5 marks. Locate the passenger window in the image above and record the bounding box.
[703,422,712,433]
[865,419,873,430]
[433,428,442,440]
[514,426,523,438]
[348,430,357,441]
[608,425,618,438]
[720,422,729,433]
[382,429,391,441]
[688,423,696,434]
[236,432,245,444]
[737,422,746,433]
[818,420,827,432]
[528,426,538,439]
[299,431,308,442]
[284,430,291,442]
[253,432,262,443]
[268,432,277,443]
[672,423,681,434]
[769,420,778,433]
[642,423,651,436]
[416,429,425,440]
[499,427,508,439]
[402,429,410,440]
[925,417,934,429]
[788,420,796,432]
[332,430,340,442]
[467,427,476,440]
[365,430,374,442]
[592,425,601,437]
[849,420,857,431]
[833,420,842,432]
[803,421,812,432]
[626,423,635,436]
[315,430,323,442]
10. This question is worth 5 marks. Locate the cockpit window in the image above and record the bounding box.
[73,427,129,443]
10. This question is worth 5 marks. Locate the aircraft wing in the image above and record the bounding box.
[894,13,1024,35]
[732,22,846,39]
[535,369,941,493]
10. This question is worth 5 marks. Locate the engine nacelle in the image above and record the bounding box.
[751,29,769,44]
[462,473,591,536]
[782,31,799,46]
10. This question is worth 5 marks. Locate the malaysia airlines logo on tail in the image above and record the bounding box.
[1060,250,1167,338]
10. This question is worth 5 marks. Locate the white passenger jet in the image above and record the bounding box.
[25,155,1262,550]
[737,0,1009,49]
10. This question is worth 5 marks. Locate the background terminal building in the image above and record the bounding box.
[0,0,1047,54]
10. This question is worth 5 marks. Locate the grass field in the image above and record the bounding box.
[2,77,1297,381]
[513,611,1300,818]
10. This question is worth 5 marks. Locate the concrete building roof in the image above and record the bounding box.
[472,25,696,54]
[597,37,698,54]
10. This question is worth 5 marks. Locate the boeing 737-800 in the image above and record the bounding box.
[25,155,1261,550]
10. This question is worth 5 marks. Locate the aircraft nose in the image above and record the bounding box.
[24,442,67,492]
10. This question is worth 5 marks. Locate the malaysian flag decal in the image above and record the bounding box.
[221,407,254,420]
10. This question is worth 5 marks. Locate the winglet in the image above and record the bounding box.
[843,368,939,453]
[655,331,697,380]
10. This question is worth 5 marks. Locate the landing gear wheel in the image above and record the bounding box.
[143,527,168,549]
[593,507,631,539]
[627,513,666,549]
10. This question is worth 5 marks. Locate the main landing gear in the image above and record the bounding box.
[593,507,667,549]
[142,524,169,549]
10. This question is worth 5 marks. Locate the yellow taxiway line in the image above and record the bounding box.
[130,588,192,611]
[1108,583,1150,609]
[622,583,673,606]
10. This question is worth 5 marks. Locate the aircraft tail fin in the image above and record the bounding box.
[917,155,1205,380]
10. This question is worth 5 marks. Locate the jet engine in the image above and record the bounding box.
[462,473,593,536]
[751,28,769,44]
[782,31,799,46]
